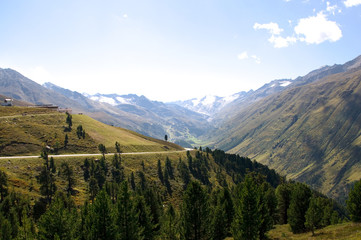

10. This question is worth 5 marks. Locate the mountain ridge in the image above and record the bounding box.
[206,56,361,203]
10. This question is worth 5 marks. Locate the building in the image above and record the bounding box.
[1,98,13,106]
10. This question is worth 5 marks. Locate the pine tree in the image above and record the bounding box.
[180,181,210,240]
[37,193,79,240]
[64,134,69,148]
[0,170,8,202]
[65,112,72,131]
[157,160,164,184]
[16,206,36,240]
[220,187,234,235]
[134,195,154,240]
[115,141,121,154]
[232,174,261,240]
[76,125,83,139]
[347,179,361,222]
[98,144,107,158]
[160,204,178,240]
[258,182,275,240]
[305,196,323,236]
[116,181,139,240]
[210,199,227,240]
[287,183,311,233]
[89,176,99,202]
[60,162,76,196]
[87,189,116,240]
[164,168,172,195]
[0,213,12,240]
[37,150,57,204]
[276,183,291,224]
[165,157,174,179]
[178,160,190,190]
[130,172,136,191]
[83,158,90,182]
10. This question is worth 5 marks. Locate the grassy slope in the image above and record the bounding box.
[0,107,182,156]
[267,223,361,240]
[210,68,361,203]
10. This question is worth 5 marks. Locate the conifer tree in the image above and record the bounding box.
[83,158,90,182]
[347,179,361,222]
[88,176,99,202]
[16,206,36,240]
[98,144,107,158]
[134,195,154,240]
[160,204,178,240]
[220,187,234,235]
[180,181,210,240]
[115,141,121,155]
[157,159,164,184]
[76,125,83,139]
[287,183,311,233]
[116,181,139,240]
[60,162,76,196]
[37,193,79,240]
[165,157,174,179]
[178,160,190,190]
[87,189,116,240]
[130,172,136,191]
[232,174,261,240]
[0,213,12,240]
[64,134,69,148]
[210,197,227,240]
[164,168,172,195]
[275,183,291,224]
[37,150,57,204]
[65,112,72,131]
[305,196,323,236]
[0,170,8,202]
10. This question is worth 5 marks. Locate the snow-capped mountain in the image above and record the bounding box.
[85,93,146,106]
[173,79,294,117]
[172,93,241,117]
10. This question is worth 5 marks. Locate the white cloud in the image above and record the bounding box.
[326,2,338,15]
[237,51,248,60]
[238,51,261,64]
[344,0,361,7]
[123,14,128,18]
[269,35,297,48]
[294,12,342,44]
[253,22,283,35]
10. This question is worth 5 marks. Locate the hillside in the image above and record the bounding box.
[209,62,361,203]
[0,106,182,156]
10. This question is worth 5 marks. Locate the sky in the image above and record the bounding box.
[1,0,361,102]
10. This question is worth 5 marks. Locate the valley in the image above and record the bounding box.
[1,55,361,239]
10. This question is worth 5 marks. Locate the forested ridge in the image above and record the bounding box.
[1,146,359,240]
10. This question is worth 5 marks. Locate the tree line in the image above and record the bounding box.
[0,147,360,239]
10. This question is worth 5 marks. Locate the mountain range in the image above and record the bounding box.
[1,54,361,203]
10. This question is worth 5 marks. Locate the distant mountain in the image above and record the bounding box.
[207,54,361,203]
[83,93,212,145]
[172,94,241,117]
[0,68,211,144]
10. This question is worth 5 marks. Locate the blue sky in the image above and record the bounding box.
[1,0,361,101]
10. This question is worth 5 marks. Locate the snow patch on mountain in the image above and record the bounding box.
[280,81,291,87]
[90,96,117,105]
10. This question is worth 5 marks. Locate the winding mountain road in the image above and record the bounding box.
[0,149,193,160]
